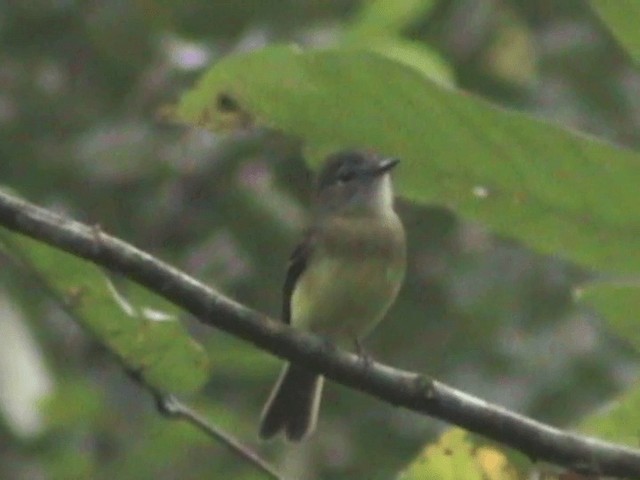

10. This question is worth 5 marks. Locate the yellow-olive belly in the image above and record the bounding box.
[290,254,403,344]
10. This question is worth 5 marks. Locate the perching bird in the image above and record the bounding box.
[259,149,406,441]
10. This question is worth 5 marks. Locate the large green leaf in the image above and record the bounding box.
[175,46,640,276]
[0,231,211,394]
[591,0,640,63]
[351,37,454,87]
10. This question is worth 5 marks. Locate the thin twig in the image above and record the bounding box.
[1,189,639,478]
[153,394,282,480]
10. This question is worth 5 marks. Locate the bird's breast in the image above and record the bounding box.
[290,216,405,342]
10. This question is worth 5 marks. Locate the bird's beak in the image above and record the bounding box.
[373,157,400,176]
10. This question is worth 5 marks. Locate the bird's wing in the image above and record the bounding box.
[282,230,316,324]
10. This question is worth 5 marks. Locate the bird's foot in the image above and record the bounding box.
[354,337,374,368]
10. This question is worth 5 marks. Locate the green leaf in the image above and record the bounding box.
[174,46,640,276]
[399,428,519,480]
[0,230,211,394]
[591,0,640,63]
[46,448,95,480]
[345,0,453,87]
[348,0,437,39]
[359,37,454,87]
[42,379,105,429]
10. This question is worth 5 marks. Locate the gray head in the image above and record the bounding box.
[314,150,399,217]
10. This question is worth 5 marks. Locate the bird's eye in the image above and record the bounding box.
[337,170,356,183]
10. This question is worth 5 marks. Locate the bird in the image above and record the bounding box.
[258,149,406,441]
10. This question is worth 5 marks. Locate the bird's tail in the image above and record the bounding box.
[259,363,324,441]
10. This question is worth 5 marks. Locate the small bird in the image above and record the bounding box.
[259,149,406,441]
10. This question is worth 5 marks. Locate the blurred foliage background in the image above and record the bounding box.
[1,1,639,479]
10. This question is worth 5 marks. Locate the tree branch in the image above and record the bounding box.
[0,189,638,478]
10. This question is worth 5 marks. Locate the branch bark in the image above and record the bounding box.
[0,189,638,478]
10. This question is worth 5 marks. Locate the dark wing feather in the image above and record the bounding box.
[281,230,315,324]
